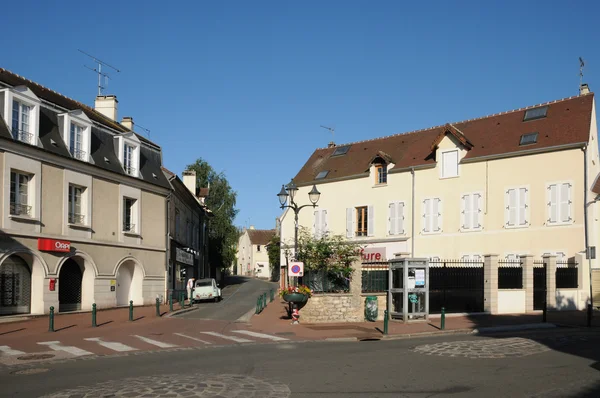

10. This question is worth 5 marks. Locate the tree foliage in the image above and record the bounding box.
[186,159,239,270]
[266,234,281,281]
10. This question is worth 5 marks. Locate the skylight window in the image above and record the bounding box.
[332,145,350,156]
[523,106,548,121]
[315,170,329,180]
[519,132,538,146]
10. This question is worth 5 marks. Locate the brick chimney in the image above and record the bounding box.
[94,95,118,121]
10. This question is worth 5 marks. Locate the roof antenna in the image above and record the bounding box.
[579,57,585,88]
[135,123,151,138]
[79,49,121,96]
[320,125,335,146]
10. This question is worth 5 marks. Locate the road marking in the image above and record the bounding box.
[132,335,177,348]
[37,341,93,357]
[84,337,137,352]
[232,330,289,341]
[200,331,253,343]
[0,345,25,356]
[173,333,212,344]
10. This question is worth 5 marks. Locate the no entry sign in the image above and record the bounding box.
[288,261,304,277]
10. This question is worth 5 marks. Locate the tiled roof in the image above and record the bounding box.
[592,173,600,195]
[247,229,276,245]
[294,94,595,184]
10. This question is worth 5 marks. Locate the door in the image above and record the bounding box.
[59,259,82,312]
[533,264,547,310]
[0,255,31,315]
[116,263,134,306]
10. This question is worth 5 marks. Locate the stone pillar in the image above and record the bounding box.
[350,259,363,321]
[484,254,499,314]
[543,254,557,309]
[521,255,534,313]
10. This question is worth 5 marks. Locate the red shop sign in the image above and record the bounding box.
[38,238,71,253]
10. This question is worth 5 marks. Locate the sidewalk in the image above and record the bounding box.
[248,299,600,341]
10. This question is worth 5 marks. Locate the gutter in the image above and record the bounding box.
[583,146,594,311]
[165,191,172,300]
[461,142,586,164]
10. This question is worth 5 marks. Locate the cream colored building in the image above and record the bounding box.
[0,68,170,315]
[236,227,275,279]
[280,85,600,308]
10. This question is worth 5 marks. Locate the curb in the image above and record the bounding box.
[234,308,256,324]
[380,328,475,340]
[473,323,557,334]
[164,306,200,318]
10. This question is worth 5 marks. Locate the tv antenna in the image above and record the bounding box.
[79,49,121,96]
[320,125,335,141]
[135,123,151,138]
[579,57,585,87]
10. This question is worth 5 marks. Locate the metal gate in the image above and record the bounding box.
[0,255,31,315]
[533,263,547,310]
[59,259,82,312]
[428,260,484,314]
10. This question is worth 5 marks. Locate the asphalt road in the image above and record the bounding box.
[3,328,600,397]
[180,276,279,321]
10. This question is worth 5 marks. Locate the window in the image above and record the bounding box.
[10,171,31,216]
[388,202,405,235]
[461,193,482,230]
[123,143,136,176]
[316,170,329,180]
[461,254,482,262]
[422,198,442,233]
[12,100,32,144]
[69,123,86,160]
[542,251,566,261]
[505,187,528,227]
[257,245,261,252]
[519,132,538,146]
[547,183,572,224]
[376,164,387,184]
[356,206,368,236]
[523,106,548,121]
[186,220,192,245]
[175,210,181,238]
[123,197,136,232]
[332,145,350,156]
[313,209,328,238]
[68,185,85,224]
[505,253,521,262]
[441,150,458,178]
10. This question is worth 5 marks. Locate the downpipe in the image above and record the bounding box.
[583,146,594,326]
[411,167,415,257]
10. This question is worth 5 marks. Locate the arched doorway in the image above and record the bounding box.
[58,258,82,312]
[116,260,144,306]
[0,255,31,315]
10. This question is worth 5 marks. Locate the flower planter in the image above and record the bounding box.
[282,292,309,304]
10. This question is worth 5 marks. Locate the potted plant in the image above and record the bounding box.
[280,285,312,310]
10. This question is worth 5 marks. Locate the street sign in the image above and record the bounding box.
[289,261,304,277]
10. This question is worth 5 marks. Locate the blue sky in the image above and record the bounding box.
[1,1,598,229]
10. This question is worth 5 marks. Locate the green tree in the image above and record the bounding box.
[266,234,281,281]
[186,159,239,273]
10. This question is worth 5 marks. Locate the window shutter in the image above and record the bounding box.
[423,199,431,233]
[397,202,405,235]
[548,184,558,223]
[346,208,353,238]
[507,189,517,226]
[313,210,319,238]
[473,254,481,262]
[518,188,528,225]
[432,198,441,232]
[560,183,571,222]
[389,203,396,235]
[367,205,374,237]
[322,210,328,235]
[473,194,481,229]
[460,195,467,229]
[464,194,472,229]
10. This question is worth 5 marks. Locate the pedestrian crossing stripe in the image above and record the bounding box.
[84,337,137,352]
[231,330,289,341]
[200,331,253,343]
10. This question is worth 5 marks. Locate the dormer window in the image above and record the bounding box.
[123,143,135,175]
[115,133,141,178]
[12,100,32,143]
[375,164,387,184]
[58,109,92,162]
[1,86,41,146]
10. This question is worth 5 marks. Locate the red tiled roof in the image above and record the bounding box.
[294,94,594,184]
[592,174,600,195]
[247,229,276,245]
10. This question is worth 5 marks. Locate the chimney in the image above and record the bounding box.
[120,116,134,131]
[182,169,197,196]
[327,141,336,148]
[95,95,118,121]
[249,225,255,230]
[580,83,590,95]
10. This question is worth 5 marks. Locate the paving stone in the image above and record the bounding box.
[412,337,550,359]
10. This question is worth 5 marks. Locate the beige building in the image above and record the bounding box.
[0,68,170,315]
[280,85,600,310]
[236,227,275,279]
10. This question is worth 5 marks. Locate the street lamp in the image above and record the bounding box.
[277,179,321,278]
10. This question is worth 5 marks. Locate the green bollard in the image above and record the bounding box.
[48,306,55,332]
[383,310,388,335]
[256,297,260,314]
[441,307,446,330]
[129,300,134,321]
[92,303,97,327]
[270,289,274,302]
[169,292,173,312]
[263,293,267,309]
[155,298,160,317]
[181,292,185,309]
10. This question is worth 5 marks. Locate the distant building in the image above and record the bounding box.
[236,226,275,279]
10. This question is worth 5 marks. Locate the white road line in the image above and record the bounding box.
[199,331,253,343]
[37,341,93,357]
[0,345,25,356]
[132,335,178,348]
[231,330,289,341]
[173,333,212,345]
[84,337,137,352]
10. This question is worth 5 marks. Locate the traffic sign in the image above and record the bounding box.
[288,261,304,277]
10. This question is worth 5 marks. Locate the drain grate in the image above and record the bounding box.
[17,354,55,361]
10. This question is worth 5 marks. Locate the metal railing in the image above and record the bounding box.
[304,269,350,293]
[70,148,87,161]
[123,223,136,233]
[556,261,578,288]
[361,261,389,293]
[429,259,485,314]
[13,129,33,144]
[498,260,523,289]
[68,213,85,225]
[10,203,32,216]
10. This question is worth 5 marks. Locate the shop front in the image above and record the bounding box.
[171,244,196,299]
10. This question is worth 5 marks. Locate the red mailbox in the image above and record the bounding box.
[49,279,56,291]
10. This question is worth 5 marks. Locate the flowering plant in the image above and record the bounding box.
[279,285,312,298]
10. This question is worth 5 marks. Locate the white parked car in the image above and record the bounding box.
[192,278,222,303]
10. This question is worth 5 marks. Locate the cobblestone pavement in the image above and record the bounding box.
[413,337,551,358]
[42,373,291,398]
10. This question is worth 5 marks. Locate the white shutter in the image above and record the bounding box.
[322,210,328,235]
[461,195,467,229]
[549,184,558,223]
[313,210,319,238]
[442,151,458,177]
[367,205,374,237]
[346,208,353,238]
[508,189,517,226]
[519,188,528,225]
[560,183,571,223]
[473,194,481,229]
[464,194,472,229]
[423,199,431,233]
[396,202,405,234]
[432,198,440,232]
[389,203,396,235]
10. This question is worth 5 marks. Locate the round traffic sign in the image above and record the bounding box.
[291,265,300,274]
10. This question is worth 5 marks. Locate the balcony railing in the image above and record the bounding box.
[68,213,85,225]
[124,166,137,176]
[13,129,34,145]
[70,148,87,161]
[10,203,32,217]
[123,223,136,233]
